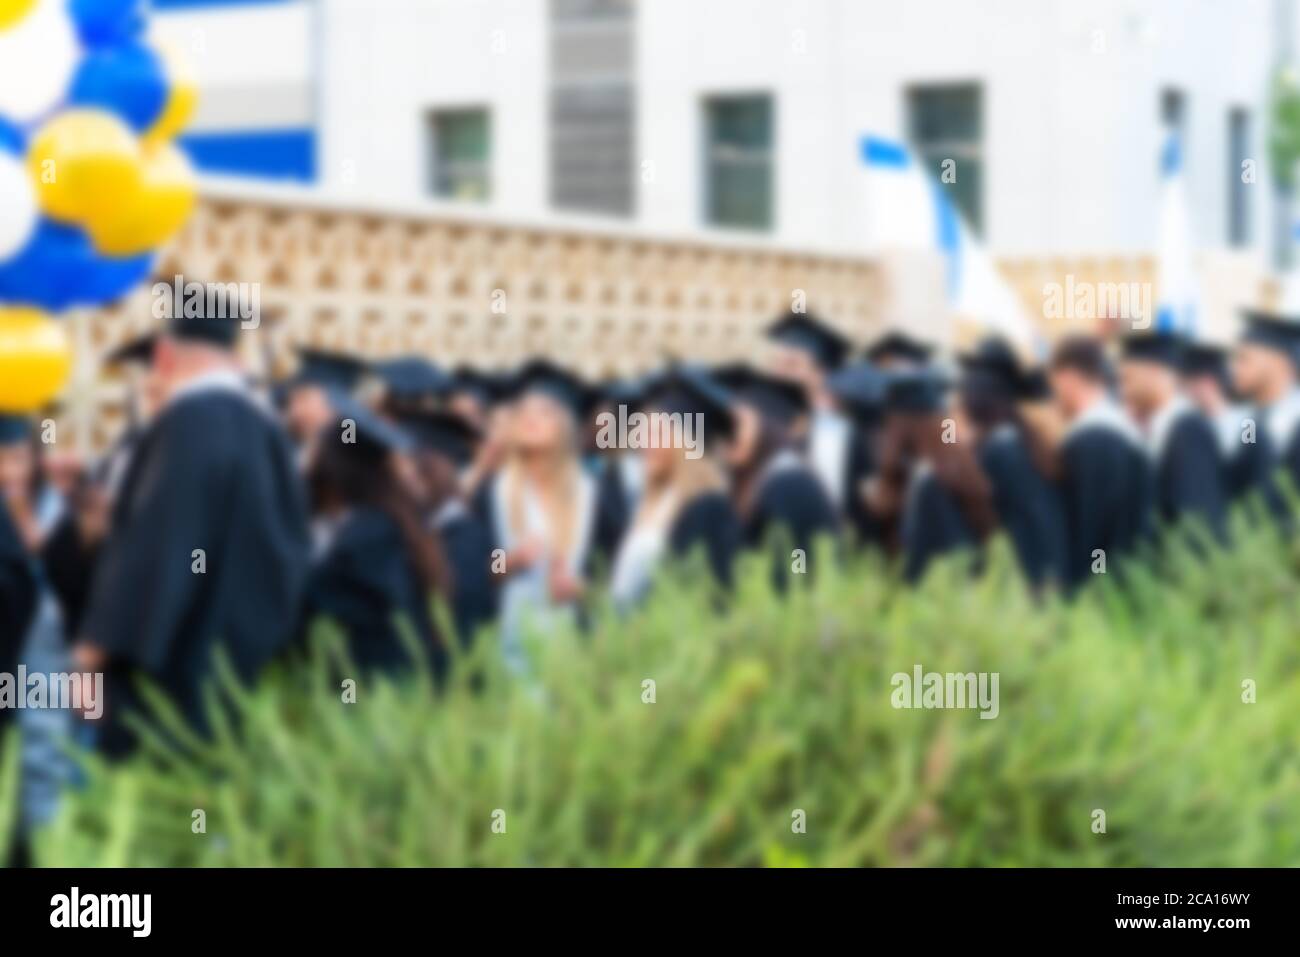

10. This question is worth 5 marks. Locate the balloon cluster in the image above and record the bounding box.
[0,0,198,412]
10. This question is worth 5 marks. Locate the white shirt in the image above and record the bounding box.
[808,410,851,509]
[609,492,678,612]
[1265,388,1300,454]
[1066,395,1144,449]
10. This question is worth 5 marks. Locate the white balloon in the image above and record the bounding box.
[0,152,37,261]
[0,0,78,123]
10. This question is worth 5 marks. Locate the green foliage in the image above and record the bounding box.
[1270,67,1300,190]
[28,523,1300,867]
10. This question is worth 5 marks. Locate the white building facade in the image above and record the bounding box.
[156,0,1293,266]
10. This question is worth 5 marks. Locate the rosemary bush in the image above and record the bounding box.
[21,514,1300,867]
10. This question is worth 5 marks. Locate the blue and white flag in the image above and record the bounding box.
[1154,133,1199,335]
[1280,219,1300,313]
[858,135,1037,352]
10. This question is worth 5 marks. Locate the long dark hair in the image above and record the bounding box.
[960,389,1060,481]
[876,412,998,543]
[731,413,800,519]
[307,438,449,598]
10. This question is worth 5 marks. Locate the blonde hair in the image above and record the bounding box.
[635,448,726,534]
[501,408,585,565]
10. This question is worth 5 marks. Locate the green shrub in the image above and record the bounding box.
[23,520,1300,867]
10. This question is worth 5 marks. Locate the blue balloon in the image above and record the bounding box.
[68,0,146,48]
[0,117,24,155]
[0,220,153,312]
[68,42,168,133]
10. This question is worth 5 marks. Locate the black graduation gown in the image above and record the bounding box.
[1223,416,1275,504]
[668,490,742,590]
[899,469,978,584]
[843,427,884,548]
[304,506,438,675]
[82,389,311,757]
[39,513,100,639]
[434,503,499,648]
[0,504,36,747]
[978,429,1068,587]
[1153,411,1228,541]
[1059,422,1153,589]
[743,457,840,584]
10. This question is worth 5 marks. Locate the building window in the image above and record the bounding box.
[427,109,490,201]
[703,94,774,231]
[1161,88,1186,137]
[1228,107,1251,247]
[549,0,636,216]
[907,83,983,234]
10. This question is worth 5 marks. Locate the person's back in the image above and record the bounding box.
[304,504,434,673]
[1059,411,1152,586]
[84,387,310,753]
[978,427,1068,587]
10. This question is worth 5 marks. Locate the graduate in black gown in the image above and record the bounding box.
[867,370,996,583]
[399,407,499,649]
[480,360,624,670]
[1182,341,1274,507]
[716,365,839,582]
[0,418,38,758]
[956,338,1068,588]
[282,348,369,467]
[586,375,647,550]
[374,355,453,412]
[765,311,877,547]
[608,366,741,608]
[1118,334,1228,542]
[302,396,448,676]
[75,296,312,757]
[1231,309,1300,518]
[1046,337,1153,589]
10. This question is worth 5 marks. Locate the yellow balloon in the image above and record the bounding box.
[0,0,36,31]
[88,141,196,256]
[28,110,143,227]
[146,41,199,143]
[0,308,71,413]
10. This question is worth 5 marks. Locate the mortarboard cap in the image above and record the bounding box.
[450,366,510,408]
[766,311,852,370]
[374,356,452,405]
[397,408,481,467]
[713,364,809,425]
[291,348,368,392]
[1240,309,1300,364]
[326,392,413,461]
[882,368,950,415]
[1120,333,1187,371]
[162,279,246,349]
[864,330,934,366]
[1182,342,1229,379]
[958,335,1042,400]
[640,365,736,443]
[507,359,594,419]
[827,362,889,423]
